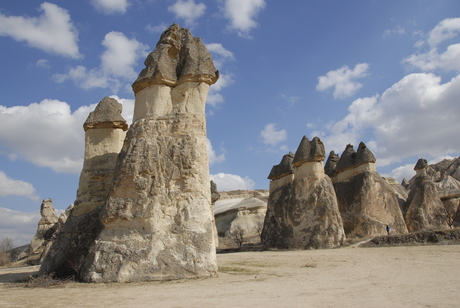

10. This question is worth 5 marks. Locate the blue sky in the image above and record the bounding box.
[1,0,459,245]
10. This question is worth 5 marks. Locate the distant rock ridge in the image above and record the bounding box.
[218,189,269,201]
[262,136,346,249]
[327,142,408,237]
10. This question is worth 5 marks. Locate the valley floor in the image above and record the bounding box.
[1,244,459,307]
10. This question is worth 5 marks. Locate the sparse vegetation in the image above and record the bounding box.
[441,202,459,229]
[24,273,74,288]
[0,237,14,266]
[229,225,245,249]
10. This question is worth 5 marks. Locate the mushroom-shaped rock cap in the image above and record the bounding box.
[325,150,340,177]
[292,136,325,166]
[336,144,357,173]
[268,152,295,180]
[414,158,428,170]
[83,97,128,132]
[355,142,376,165]
[132,24,219,93]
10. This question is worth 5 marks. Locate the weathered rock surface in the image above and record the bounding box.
[404,158,450,232]
[329,143,408,237]
[262,136,346,249]
[39,97,128,277]
[210,180,220,247]
[80,24,219,282]
[214,190,268,244]
[29,199,58,255]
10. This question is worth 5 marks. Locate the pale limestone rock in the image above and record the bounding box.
[330,143,408,237]
[404,158,450,232]
[39,97,127,277]
[80,24,219,282]
[262,136,346,249]
[210,180,220,247]
[29,199,58,255]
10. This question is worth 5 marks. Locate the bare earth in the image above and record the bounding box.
[1,245,459,307]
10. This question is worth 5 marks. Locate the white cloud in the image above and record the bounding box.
[260,123,287,146]
[384,164,415,183]
[207,72,234,108]
[36,59,50,69]
[210,173,255,191]
[168,0,206,27]
[0,97,134,174]
[207,138,225,165]
[91,0,130,15]
[316,72,460,167]
[146,23,168,34]
[403,18,460,72]
[222,0,266,37]
[0,208,41,246]
[53,31,149,93]
[205,43,235,69]
[0,2,81,59]
[383,25,405,37]
[316,63,370,99]
[0,171,39,201]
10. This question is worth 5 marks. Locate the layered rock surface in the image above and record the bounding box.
[262,136,346,249]
[404,159,450,232]
[80,24,219,282]
[40,97,128,277]
[329,143,408,237]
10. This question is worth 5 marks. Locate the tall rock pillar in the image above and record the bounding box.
[39,97,128,277]
[81,24,219,282]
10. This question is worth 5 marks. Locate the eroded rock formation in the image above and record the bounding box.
[262,136,346,249]
[404,158,450,232]
[329,142,408,237]
[80,24,219,282]
[28,199,58,256]
[39,97,128,277]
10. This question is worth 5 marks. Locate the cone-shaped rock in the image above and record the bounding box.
[331,143,408,237]
[29,199,58,255]
[268,152,295,180]
[262,136,346,249]
[325,151,339,177]
[404,158,450,232]
[40,97,128,277]
[80,24,219,282]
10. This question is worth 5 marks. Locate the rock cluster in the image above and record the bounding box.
[79,24,219,282]
[404,159,450,232]
[328,142,408,237]
[262,136,346,249]
[40,97,128,277]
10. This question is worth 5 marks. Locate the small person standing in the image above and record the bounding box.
[386,224,390,235]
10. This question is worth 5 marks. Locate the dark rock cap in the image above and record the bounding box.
[414,158,428,171]
[83,97,128,132]
[292,136,325,166]
[336,144,357,173]
[355,142,376,165]
[325,150,339,177]
[132,24,219,93]
[268,152,295,180]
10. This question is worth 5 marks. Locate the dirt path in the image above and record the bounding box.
[1,245,459,307]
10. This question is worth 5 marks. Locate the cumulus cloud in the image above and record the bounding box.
[91,0,130,15]
[53,31,149,93]
[316,73,460,167]
[210,173,255,191]
[316,63,370,99]
[207,139,225,165]
[0,171,39,201]
[0,96,134,173]
[0,2,81,59]
[205,43,235,69]
[404,18,460,72]
[168,0,206,27]
[260,123,287,146]
[0,208,43,246]
[222,0,266,37]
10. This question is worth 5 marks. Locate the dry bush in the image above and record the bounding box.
[0,238,14,266]
[229,225,245,249]
[24,273,74,288]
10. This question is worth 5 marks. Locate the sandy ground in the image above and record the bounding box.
[0,245,459,308]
